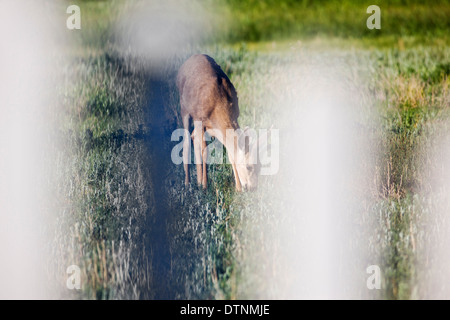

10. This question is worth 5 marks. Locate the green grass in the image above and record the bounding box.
[52,0,450,299]
[221,0,450,42]
[222,44,449,299]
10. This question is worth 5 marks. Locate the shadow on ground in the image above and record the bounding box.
[140,71,216,299]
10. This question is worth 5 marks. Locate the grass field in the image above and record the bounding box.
[51,0,450,299]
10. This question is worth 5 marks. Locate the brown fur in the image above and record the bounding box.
[177,54,247,191]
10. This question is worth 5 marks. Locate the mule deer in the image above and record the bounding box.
[176,54,263,191]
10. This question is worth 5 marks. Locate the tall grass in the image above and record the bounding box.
[53,52,151,299]
[52,0,450,299]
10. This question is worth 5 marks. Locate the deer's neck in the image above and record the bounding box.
[220,126,240,164]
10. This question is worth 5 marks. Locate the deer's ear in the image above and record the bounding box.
[238,129,246,150]
[257,125,273,152]
[238,128,254,152]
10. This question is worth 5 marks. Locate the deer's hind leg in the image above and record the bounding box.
[193,120,203,186]
[201,128,208,189]
[181,109,191,186]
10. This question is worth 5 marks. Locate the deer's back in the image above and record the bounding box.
[177,54,239,128]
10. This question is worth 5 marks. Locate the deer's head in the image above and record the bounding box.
[234,127,270,191]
